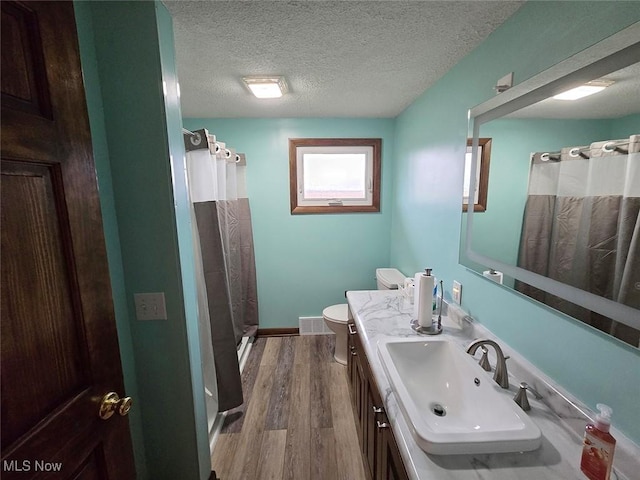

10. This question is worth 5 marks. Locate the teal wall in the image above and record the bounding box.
[73,3,147,477]
[154,5,211,479]
[75,2,208,478]
[391,1,640,443]
[183,118,395,328]
[611,113,640,137]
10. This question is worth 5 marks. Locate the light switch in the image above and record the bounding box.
[134,292,167,320]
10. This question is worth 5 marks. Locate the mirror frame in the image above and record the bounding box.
[463,22,640,332]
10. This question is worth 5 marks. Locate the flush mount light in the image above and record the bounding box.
[553,80,614,101]
[242,76,288,99]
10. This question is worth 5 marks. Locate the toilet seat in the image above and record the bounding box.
[323,304,349,324]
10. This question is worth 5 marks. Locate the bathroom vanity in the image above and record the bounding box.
[346,289,640,480]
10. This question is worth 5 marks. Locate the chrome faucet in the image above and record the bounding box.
[466,339,509,389]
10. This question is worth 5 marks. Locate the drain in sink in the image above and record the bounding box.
[430,403,446,417]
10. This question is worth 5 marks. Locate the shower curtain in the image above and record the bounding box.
[184,128,259,411]
[516,135,640,346]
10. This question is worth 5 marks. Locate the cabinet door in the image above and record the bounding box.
[376,413,410,480]
[356,353,368,459]
[357,328,381,480]
[365,380,383,480]
[347,321,364,446]
[347,321,358,407]
[346,318,408,480]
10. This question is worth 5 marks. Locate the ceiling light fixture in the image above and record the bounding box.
[242,76,288,99]
[553,80,614,101]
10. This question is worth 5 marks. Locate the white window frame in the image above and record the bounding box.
[289,138,381,214]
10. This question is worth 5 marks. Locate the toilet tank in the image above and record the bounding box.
[376,268,406,290]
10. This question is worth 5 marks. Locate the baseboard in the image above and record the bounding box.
[257,327,299,337]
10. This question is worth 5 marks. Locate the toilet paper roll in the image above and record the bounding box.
[483,269,504,284]
[418,274,435,328]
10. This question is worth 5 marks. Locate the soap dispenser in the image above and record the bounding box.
[580,404,616,480]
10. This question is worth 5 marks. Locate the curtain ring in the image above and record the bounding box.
[215,142,221,153]
[235,154,241,163]
[540,152,550,162]
[569,147,580,158]
[189,132,202,146]
[225,149,231,159]
[602,141,615,153]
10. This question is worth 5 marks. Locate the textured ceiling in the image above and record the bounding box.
[164,1,524,118]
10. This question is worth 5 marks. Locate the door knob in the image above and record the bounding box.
[98,392,133,420]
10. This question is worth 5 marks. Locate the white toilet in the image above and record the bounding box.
[323,268,406,365]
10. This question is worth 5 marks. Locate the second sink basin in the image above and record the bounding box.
[377,337,541,455]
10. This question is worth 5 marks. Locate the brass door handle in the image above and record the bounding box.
[118,396,133,416]
[98,392,133,420]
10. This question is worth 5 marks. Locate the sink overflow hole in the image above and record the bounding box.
[430,403,446,417]
[474,377,481,386]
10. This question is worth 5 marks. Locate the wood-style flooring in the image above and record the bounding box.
[211,335,367,480]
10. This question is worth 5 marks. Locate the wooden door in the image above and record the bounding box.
[1,2,136,478]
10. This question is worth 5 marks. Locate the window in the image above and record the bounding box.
[463,138,491,212]
[289,138,381,214]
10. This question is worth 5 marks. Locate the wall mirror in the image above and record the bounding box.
[462,23,640,348]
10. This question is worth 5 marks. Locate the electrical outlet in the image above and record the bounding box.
[452,281,462,305]
[134,292,167,320]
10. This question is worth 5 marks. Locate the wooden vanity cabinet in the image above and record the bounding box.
[347,315,409,480]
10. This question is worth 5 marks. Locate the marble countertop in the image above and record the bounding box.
[346,290,639,480]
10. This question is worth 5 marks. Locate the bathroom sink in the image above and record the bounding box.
[377,338,541,455]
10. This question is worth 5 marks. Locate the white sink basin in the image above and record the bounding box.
[377,337,541,455]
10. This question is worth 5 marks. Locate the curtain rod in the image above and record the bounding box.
[182,128,246,164]
[538,139,631,162]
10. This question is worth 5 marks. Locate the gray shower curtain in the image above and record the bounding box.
[216,198,259,341]
[516,135,640,346]
[239,198,259,337]
[194,201,243,411]
[185,129,259,411]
